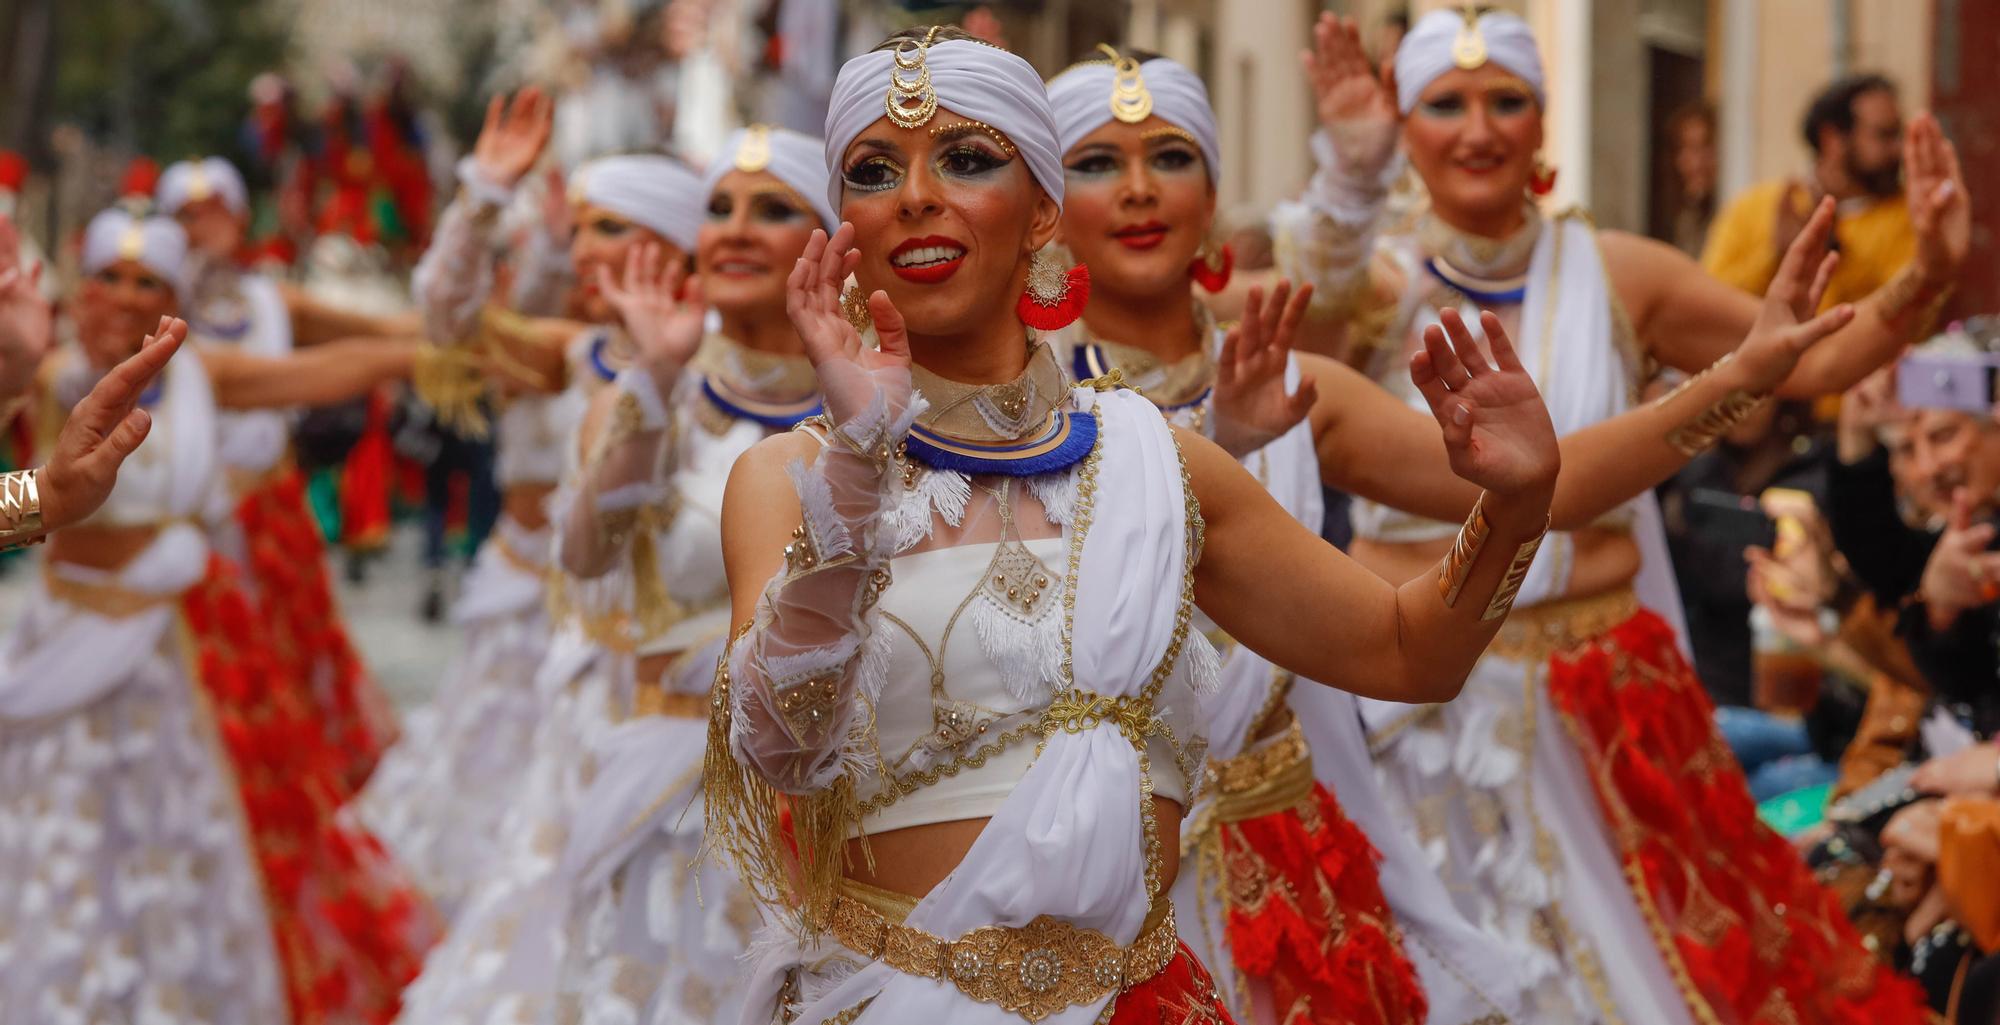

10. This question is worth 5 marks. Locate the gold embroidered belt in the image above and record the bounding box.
[1206,715,1315,825]
[1487,585,1639,664]
[632,682,707,719]
[44,570,181,619]
[828,880,1178,1022]
[225,454,294,500]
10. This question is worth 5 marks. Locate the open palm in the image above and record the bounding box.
[1213,280,1317,457]
[473,87,554,189]
[1302,12,1400,178]
[784,224,912,426]
[1905,113,1970,285]
[1408,309,1560,497]
[598,242,705,377]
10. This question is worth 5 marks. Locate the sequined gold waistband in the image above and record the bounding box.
[632,681,707,719]
[1207,715,1315,824]
[1487,586,1639,664]
[828,882,1177,1022]
[44,570,181,618]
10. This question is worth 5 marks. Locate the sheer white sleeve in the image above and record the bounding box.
[508,219,575,317]
[411,158,516,342]
[1271,130,1400,316]
[727,363,921,794]
[556,367,677,582]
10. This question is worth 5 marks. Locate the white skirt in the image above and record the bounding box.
[357,520,553,920]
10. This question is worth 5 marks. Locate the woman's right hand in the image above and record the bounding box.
[472,87,554,190]
[597,241,705,397]
[784,223,913,429]
[1408,308,1560,506]
[1730,195,1858,394]
[1301,12,1400,181]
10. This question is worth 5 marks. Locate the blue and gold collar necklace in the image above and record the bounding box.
[694,335,823,430]
[906,341,1095,476]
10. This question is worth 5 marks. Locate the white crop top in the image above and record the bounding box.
[854,536,1191,836]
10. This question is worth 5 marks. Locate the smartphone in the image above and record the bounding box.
[1760,487,1818,559]
[1686,487,1777,552]
[1897,352,2000,414]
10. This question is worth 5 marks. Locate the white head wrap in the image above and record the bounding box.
[700,125,838,230]
[82,209,190,297]
[1394,8,1546,115]
[823,37,1065,214]
[569,154,705,252]
[156,157,250,217]
[1046,54,1221,184]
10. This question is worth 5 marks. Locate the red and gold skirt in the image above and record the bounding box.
[184,554,437,1024]
[1533,598,1930,1024]
[235,464,396,792]
[1106,943,1236,1023]
[1189,717,1427,1025]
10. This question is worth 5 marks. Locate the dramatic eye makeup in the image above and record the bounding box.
[1064,149,1121,179]
[927,124,1015,180]
[749,193,809,224]
[842,141,906,194]
[1416,92,1467,118]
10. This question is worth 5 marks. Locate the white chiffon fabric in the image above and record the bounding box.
[1348,215,1699,1024]
[739,386,1216,1025]
[0,354,287,1025]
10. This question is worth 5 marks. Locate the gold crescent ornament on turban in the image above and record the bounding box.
[1099,44,1154,124]
[885,27,942,129]
[1452,7,1490,70]
[734,124,774,173]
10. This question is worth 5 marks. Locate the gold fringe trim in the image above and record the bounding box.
[411,342,491,440]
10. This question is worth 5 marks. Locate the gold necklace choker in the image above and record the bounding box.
[909,340,1070,445]
[1417,204,1544,282]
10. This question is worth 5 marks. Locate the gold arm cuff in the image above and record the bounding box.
[1480,515,1551,622]
[0,468,47,552]
[827,889,1178,1021]
[1655,350,1770,457]
[1437,492,1493,607]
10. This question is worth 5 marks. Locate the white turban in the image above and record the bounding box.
[1394,9,1546,115]
[700,125,838,230]
[824,37,1065,213]
[569,154,705,253]
[1046,54,1221,184]
[81,209,189,296]
[156,157,249,217]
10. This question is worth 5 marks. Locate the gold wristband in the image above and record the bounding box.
[1437,492,1493,607]
[0,468,48,553]
[1657,351,1769,457]
[1481,517,1551,622]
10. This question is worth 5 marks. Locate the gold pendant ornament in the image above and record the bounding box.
[1451,6,1489,70]
[1099,44,1153,124]
[734,124,773,173]
[885,28,942,129]
[841,284,873,335]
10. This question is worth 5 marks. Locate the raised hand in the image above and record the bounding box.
[1408,308,1560,498]
[784,223,912,427]
[596,241,705,392]
[1918,488,2000,631]
[1732,195,1858,393]
[1301,12,1400,179]
[0,217,52,402]
[472,87,554,189]
[1213,280,1318,458]
[1906,113,1970,288]
[40,316,185,531]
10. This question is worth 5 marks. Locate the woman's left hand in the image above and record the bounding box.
[597,241,705,394]
[1408,308,1560,499]
[1906,113,1970,288]
[1212,280,1318,458]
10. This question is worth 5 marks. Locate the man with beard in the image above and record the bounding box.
[1704,73,1918,310]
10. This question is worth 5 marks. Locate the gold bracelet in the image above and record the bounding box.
[1656,352,1769,457]
[0,468,48,553]
[1436,492,1492,607]
[1481,516,1551,622]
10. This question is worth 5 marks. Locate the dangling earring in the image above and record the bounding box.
[1529,157,1558,198]
[841,283,873,335]
[1016,250,1090,331]
[1189,239,1234,293]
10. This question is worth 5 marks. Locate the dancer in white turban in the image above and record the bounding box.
[1269,8,1958,1022]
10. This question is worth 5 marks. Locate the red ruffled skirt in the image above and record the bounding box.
[236,466,396,791]
[1546,607,1929,1024]
[1109,943,1237,1023]
[184,554,437,1024]
[1195,723,1427,1025]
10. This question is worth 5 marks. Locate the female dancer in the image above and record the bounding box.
[389,131,712,1021]
[478,122,836,1024]
[704,27,1563,1024]
[7,209,432,1025]
[1273,9,1960,1022]
[158,157,406,791]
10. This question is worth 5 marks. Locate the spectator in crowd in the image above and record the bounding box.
[1704,74,1919,312]
[1664,102,1719,257]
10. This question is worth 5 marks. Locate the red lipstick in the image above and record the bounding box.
[888,235,968,284]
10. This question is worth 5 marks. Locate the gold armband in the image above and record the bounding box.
[1482,518,1550,622]
[0,468,48,553]
[1875,266,1952,341]
[1656,352,1769,457]
[1437,493,1492,607]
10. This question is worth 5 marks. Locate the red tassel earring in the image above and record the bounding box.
[1189,241,1234,293]
[1017,251,1091,331]
[1529,157,1558,198]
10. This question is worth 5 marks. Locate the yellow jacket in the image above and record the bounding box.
[1701,179,1914,310]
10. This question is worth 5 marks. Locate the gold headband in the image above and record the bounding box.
[1098,44,1153,124]
[117,226,146,262]
[885,27,942,129]
[735,124,774,173]
[1452,5,1490,70]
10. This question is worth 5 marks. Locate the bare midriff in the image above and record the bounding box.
[844,796,1186,900]
[50,524,161,572]
[503,482,557,531]
[1350,526,1642,609]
